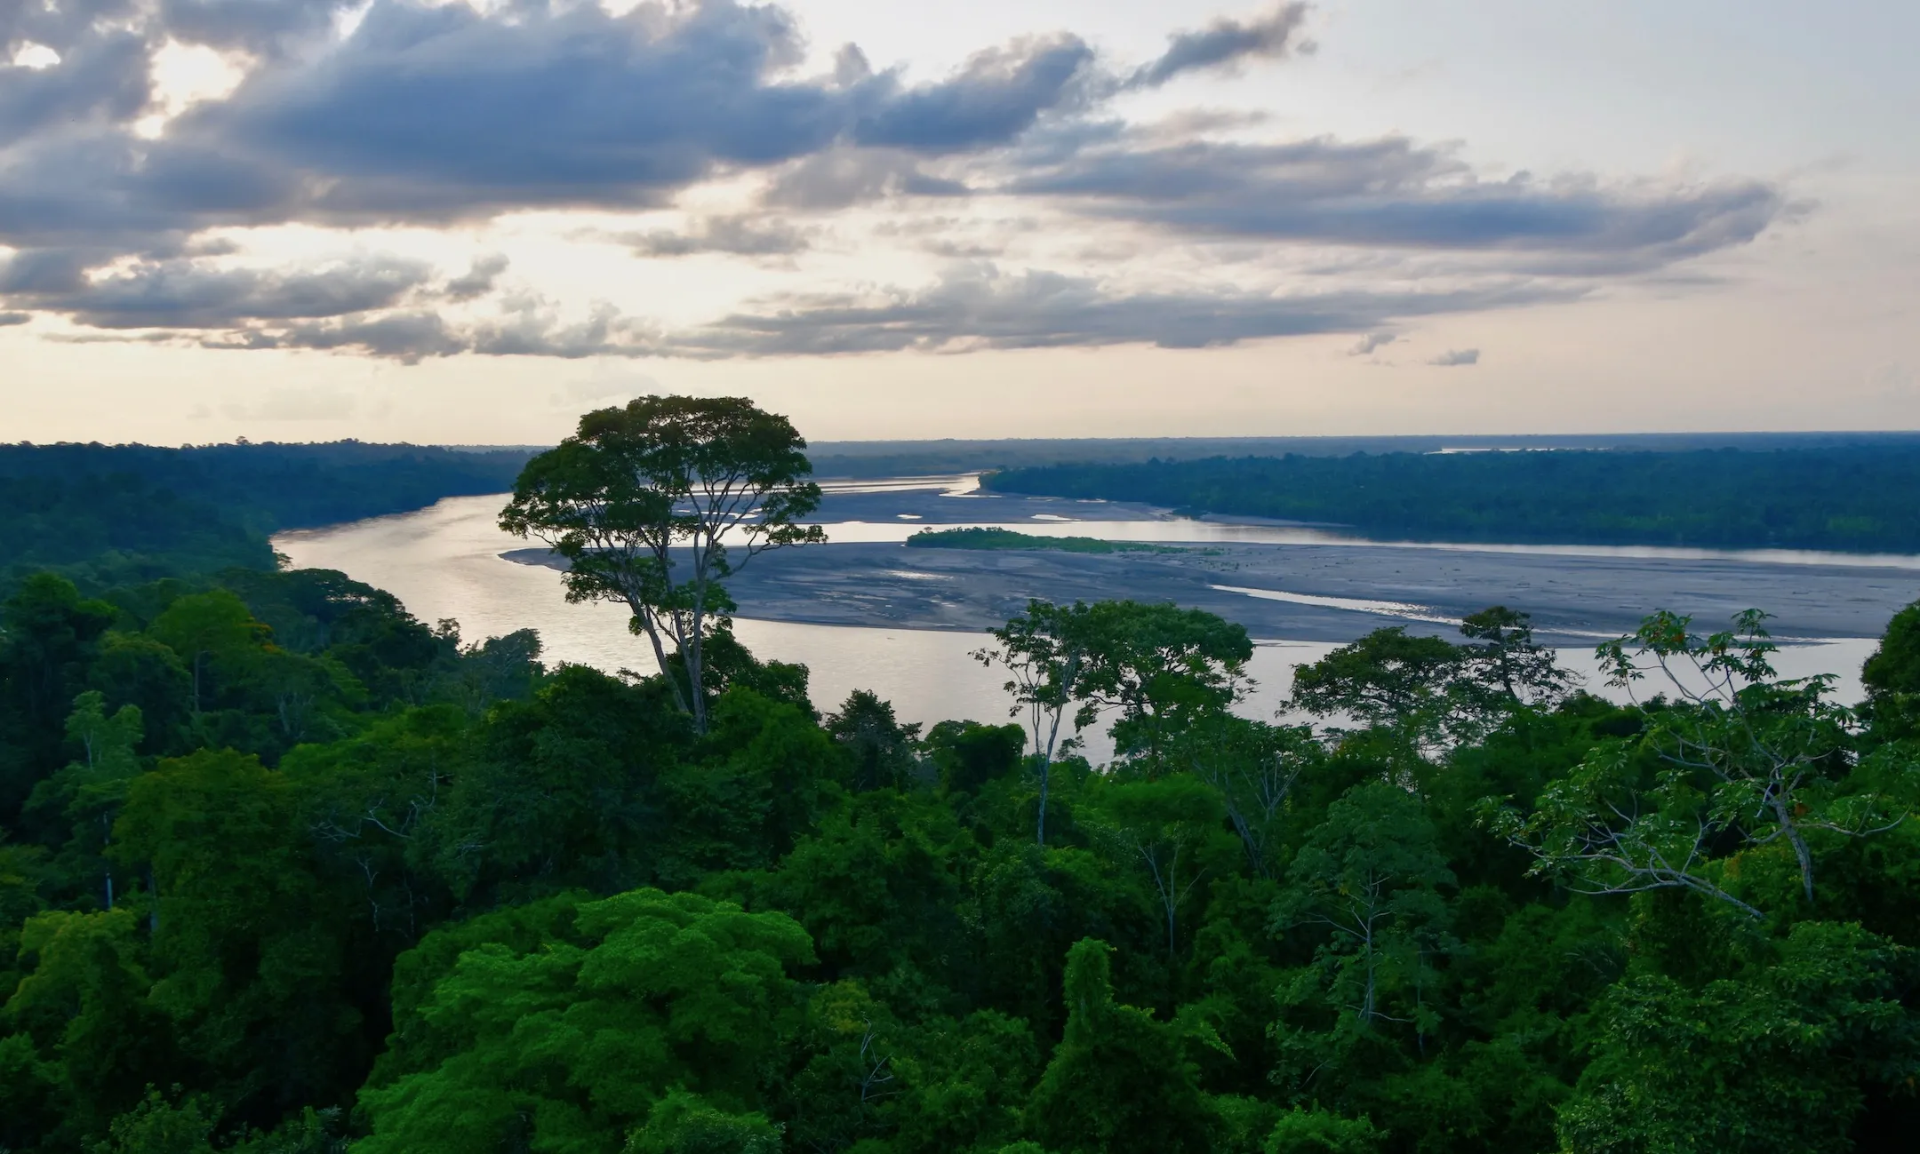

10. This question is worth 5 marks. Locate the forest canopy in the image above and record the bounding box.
[986,446,1920,552]
[0,442,533,593]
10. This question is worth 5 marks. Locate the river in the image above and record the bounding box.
[275,487,1888,750]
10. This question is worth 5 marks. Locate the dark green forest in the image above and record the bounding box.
[986,448,1920,552]
[807,433,1920,482]
[0,442,533,593]
[5,415,1920,1153]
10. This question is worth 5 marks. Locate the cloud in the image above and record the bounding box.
[761,148,969,209]
[1427,348,1479,366]
[220,310,466,363]
[618,215,813,258]
[852,35,1098,153]
[1129,3,1313,89]
[445,254,509,301]
[0,0,1799,361]
[0,30,151,147]
[186,295,655,364]
[1348,331,1394,356]
[0,249,91,294]
[156,1,1107,224]
[176,0,841,220]
[27,259,1553,365]
[0,1,1315,246]
[0,310,30,326]
[0,129,306,252]
[157,0,358,54]
[1008,136,1788,269]
[4,254,435,329]
[663,264,1576,357]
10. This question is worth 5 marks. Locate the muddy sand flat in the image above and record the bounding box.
[505,536,1917,645]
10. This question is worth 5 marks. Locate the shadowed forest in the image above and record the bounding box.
[988,447,1920,552]
[0,443,533,593]
[3,411,1920,1153]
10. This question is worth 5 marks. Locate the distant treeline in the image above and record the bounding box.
[0,442,533,591]
[809,431,1920,480]
[985,447,1920,552]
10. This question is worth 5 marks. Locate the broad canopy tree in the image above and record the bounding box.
[501,396,825,732]
[1491,610,1917,917]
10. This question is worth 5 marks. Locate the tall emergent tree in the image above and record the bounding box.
[500,396,825,732]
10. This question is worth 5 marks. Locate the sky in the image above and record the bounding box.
[2,0,1916,444]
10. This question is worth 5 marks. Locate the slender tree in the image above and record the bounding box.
[976,599,1096,844]
[500,396,825,732]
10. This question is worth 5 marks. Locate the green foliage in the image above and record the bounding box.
[1291,610,1576,760]
[500,395,825,732]
[88,1087,219,1154]
[426,664,688,902]
[987,447,1920,551]
[757,792,970,993]
[1272,783,1455,1049]
[1075,600,1254,770]
[0,440,532,595]
[626,1089,784,1154]
[1086,776,1237,961]
[1,573,119,818]
[5,907,172,1139]
[1264,1107,1384,1153]
[924,718,1027,796]
[828,690,924,793]
[24,691,145,907]
[1862,599,1920,696]
[112,748,369,1120]
[1556,921,1920,1153]
[1493,610,1917,918]
[0,471,271,593]
[1024,939,1222,1154]
[356,889,815,1154]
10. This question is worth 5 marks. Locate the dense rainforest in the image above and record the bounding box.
[985,447,1920,552]
[0,442,534,593]
[808,433,1920,482]
[4,419,1920,1153]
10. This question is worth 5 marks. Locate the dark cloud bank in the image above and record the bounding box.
[0,0,1796,361]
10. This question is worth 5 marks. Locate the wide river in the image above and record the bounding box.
[276,485,1888,751]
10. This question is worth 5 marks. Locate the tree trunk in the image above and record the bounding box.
[629,602,691,719]
[101,813,113,910]
[1772,793,1816,904]
[686,602,709,734]
[1036,707,1064,846]
[1036,758,1050,846]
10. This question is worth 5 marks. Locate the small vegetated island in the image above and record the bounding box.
[904,526,1182,554]
[5,405,1920,1153]
[986,445,1920,552]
